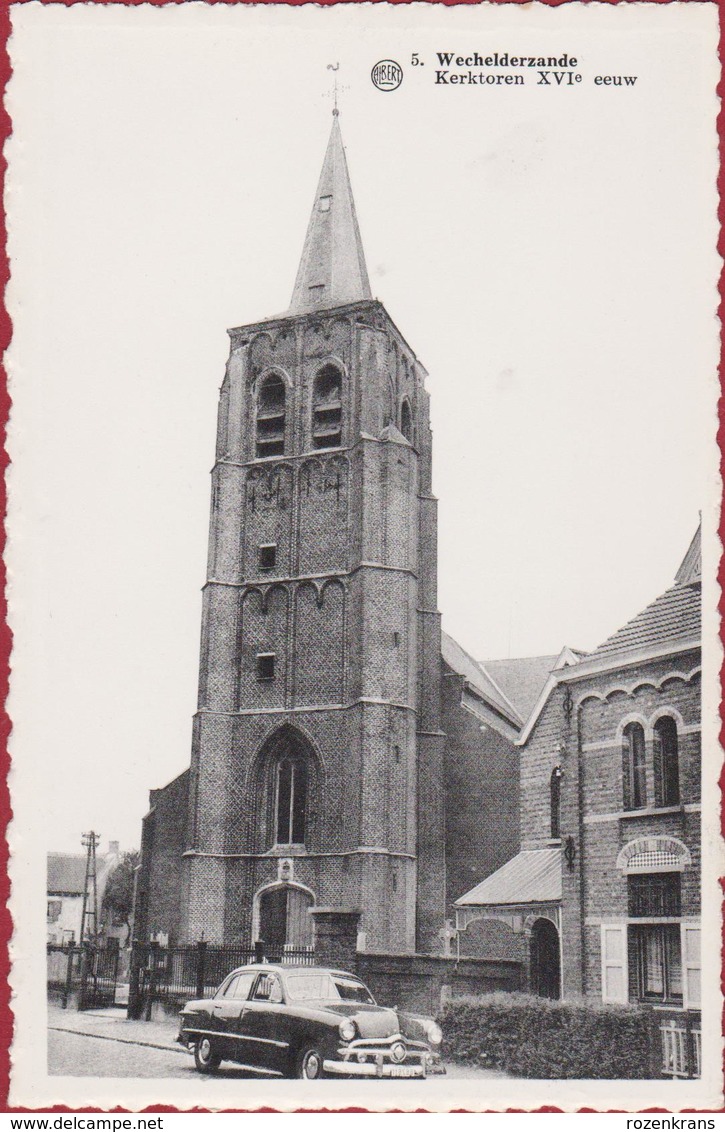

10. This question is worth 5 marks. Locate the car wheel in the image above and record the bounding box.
[194,1037,222,1073]
[296,1045,325,1080]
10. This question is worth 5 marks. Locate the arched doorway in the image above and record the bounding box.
[530,918,561,999]
[257,885,314,949]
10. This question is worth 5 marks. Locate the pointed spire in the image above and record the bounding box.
[289,113,372,314]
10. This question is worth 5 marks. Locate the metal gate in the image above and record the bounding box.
[78,944,120,1010]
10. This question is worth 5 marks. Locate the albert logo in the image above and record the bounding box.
[371,60,403,91]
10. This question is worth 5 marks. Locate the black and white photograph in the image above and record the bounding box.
[5,0,722,1111]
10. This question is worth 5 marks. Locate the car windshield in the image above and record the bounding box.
[285,973,375,1004]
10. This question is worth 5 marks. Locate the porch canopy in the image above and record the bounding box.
[455,848,562,934]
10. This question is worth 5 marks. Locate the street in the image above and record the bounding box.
[47,1008,501,1081]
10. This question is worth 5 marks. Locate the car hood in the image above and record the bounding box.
[304,1001,400,1038]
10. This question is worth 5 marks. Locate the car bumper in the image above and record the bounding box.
[323,1036,445,1078]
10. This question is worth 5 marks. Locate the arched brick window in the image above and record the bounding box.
[653,716,680,807]
[622,722,646,810]
[248,726,321,853]
[256,374,286,458]
[312,365,342,449]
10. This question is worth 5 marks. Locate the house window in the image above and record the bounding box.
[312,365,342,449]
[631,924,683,1004]
[256,374,286,458]
[628,872,681,918]
[257,653,276,681]
[550,766,562,840]
[400,398,413,442]
[319,195,331,213]
[258,544,277,572]
[622,722,647,810]
[628,873,683,1004]
[654,717,680,807]
[276,758,307,846]
[47,899,62,922]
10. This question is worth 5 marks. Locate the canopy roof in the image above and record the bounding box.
[455,848,562,907]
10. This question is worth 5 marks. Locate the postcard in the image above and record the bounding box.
[5,0,722,1111]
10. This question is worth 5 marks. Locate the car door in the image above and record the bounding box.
[209,970,256,1058]
[238,972,291,1074]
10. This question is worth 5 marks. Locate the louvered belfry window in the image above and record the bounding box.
[312,365,342,449]
[256,374,286,458]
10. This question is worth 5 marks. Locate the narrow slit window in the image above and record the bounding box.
[319,196,332,213]
[257,653,276,681]
[312,365,342,449]
[256,375,286,459]
[550,766,562,840]
[400,398,413,442]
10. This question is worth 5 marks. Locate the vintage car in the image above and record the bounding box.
[177,963,445,1080]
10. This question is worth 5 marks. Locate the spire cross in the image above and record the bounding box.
[326,62,347,115]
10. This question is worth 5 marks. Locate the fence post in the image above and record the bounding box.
[127,941,144,1020]
[254,940,265,963]
[62,945,74,1010]
[195,941,207,1000]
[145,941,160,1022]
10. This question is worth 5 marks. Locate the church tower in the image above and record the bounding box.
[181,113,445,955]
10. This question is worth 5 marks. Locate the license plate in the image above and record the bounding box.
[388,1066,421,1078]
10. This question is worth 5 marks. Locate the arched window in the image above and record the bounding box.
[256,374,286,458]
[622,723,646,810]
[550,766,562,839]
[275,757,307,846]
[400,398,413,443]
[653,717,680,807]
[312,365,342,449]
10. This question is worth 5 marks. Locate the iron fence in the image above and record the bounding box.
[47,943,121,1010]
[128,941,315,1019]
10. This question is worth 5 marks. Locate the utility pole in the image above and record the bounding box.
[80,831,100,944]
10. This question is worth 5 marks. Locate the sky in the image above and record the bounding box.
[6,3,719,854]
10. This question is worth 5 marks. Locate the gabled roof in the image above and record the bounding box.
[482,655,560,722]
[289,113,372,315]
[584,581,700,663]
[517,524,702,742]
[47,854,86,895]
[441,631,522,728]
[455,848,562,907]
[675,521,702,586]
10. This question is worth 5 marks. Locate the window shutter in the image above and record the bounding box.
[681,924,701,1009]
[601,923,629,1004]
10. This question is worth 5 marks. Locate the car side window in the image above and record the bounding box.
[219,974,240,999]
[252,973,283,1003]
[232,971,256,1000]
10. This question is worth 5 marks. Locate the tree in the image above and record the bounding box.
[102,850,140,934]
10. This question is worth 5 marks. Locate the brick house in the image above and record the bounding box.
[134,113,523,955]
[456,527,701,1021]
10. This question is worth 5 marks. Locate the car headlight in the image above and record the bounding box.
[338,1019,356,1042]
[425,1022,443,1046]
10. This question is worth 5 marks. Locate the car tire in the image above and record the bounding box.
[295,1045,325,1080]
[194,1037,222,1073]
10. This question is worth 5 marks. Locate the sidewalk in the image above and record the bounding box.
[48,1003,187,1056]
